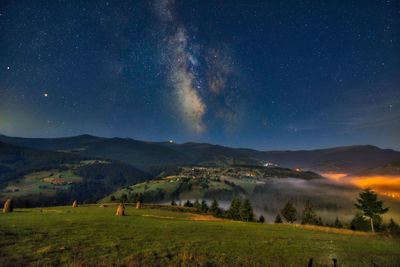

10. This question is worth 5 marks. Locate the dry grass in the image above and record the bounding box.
[2,199,13,213]
[115,204,125,216]
[189,213,225,221]
[293,224,373,236]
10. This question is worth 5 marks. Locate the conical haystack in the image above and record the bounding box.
[72,200,78,208]
[3,199,13,213]
[136,201,141,209]
[116,204,125,216]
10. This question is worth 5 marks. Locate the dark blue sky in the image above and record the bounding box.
[0,0,399,150]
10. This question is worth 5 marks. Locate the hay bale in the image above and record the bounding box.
[116,204,125,216]
[136,201,141,209]
[72,200,78,208]
[3,199,13,213]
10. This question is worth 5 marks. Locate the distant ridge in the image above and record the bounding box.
[1,134,399,174]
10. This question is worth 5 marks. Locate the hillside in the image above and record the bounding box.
[102,165,322,204]
[1,205,399,266]
[355,162,400,176]
[1,134,400,174]
[0,142,151,206]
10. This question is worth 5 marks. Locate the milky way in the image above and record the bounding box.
[0,0,399,149]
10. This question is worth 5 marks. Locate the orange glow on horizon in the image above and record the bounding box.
[323,172,400,200]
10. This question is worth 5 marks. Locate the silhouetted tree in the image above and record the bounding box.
[240,198,254,222]
[210,199,221,216]
[258,215,265,223]
[355,189,388,232]
[227,198,242,220]
[301,200,319,225]
[200,200,209,213]
[333,217,343,229]
[350,212,370,231]
[184,200,193,207]
[120,193,128,203]
[193,199,200,209]
[275,214,283,223]
[386,219,400,237]
[281,201,297,223]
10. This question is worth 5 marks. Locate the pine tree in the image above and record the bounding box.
[240,198,254,222]
[120,193,128,203]
[334,217,343,228]
[274,214,283,223]
[184,200,193,207]
[193,199,200,209]
[227,198,242,220]
[210,199,221,215]
[386,219,400,237]
[281,201,297,223]
[200,200,209,213]
[350,212,370,231]
[301,200,318,225]
[355,189,388,232]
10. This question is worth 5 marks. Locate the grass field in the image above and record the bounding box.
[1,205,399,266]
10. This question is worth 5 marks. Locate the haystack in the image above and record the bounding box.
[136,201,141,209]
[116,203,125,216]
[72,200,78,208]
[3,199,13,213]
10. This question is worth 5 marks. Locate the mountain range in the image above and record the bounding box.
[1,134,399,174]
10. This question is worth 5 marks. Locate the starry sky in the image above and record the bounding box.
[0,0,399,150]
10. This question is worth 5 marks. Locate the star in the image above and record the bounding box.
[44,93,48,97]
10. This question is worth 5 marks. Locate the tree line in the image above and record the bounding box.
[114,188,400,236]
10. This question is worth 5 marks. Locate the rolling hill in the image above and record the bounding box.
[0,141,151,206]
[1,205,399,266]
[1,134,400,174]
[102,165,323,204]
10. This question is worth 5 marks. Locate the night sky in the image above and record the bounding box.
[1,0,399,150]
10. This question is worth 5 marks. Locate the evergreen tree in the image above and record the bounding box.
[184,200,193,207]
[200,200,209,213]
[274,214,283,223]
[227,198,242,220]
[210,199,221,215]
[258,215,265,223]
[193,199,201,209]
[334,217,343,228]
[355,189,388,232]
[120,193,128,203]
[240,198,254,222]
[301,200,319,225]
[386,219,400,237]
[350,212,370,231]
[281,201,297,223]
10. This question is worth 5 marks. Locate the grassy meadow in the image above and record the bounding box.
[1,205,399,266]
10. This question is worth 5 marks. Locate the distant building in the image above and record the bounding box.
[262,161,278,167]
